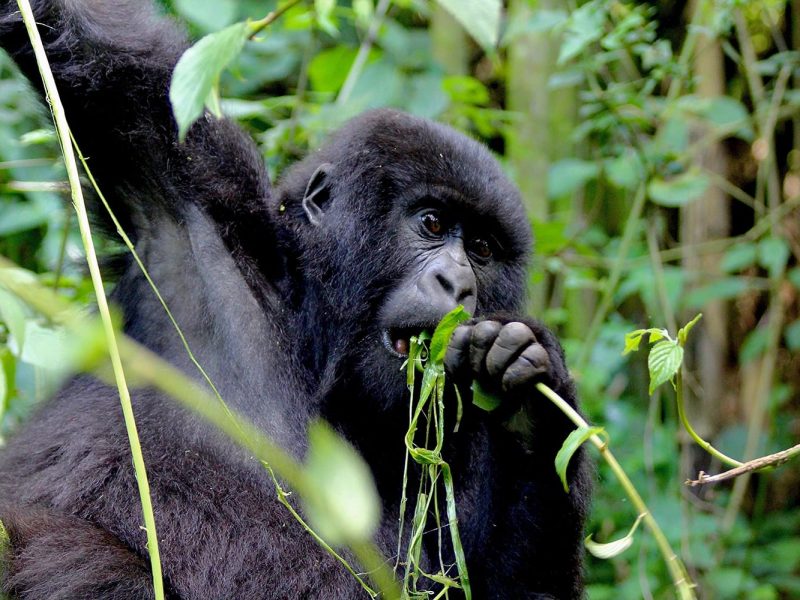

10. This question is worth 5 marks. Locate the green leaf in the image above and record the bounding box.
[303,420,380,545]
[170,21,249,141]
[173,0,237,32]
[555,426,603,492]
[435,0,502,52]
[352,0,374,29]
[648,169,710,207]
[647,339,683,394]
[471,380,501,412]
[685,278,752,308]
[585,513,645,559]
[429,306,471,365]
[758,236,790,279]
[678,313,702,346]
[623,328,668,355]
[558,2,605,64]
[788,267,800,290]
[785,320,800,352]
[605,152,644,190]
[0,288,28,351]
[547,159,600,198]
[721,242,758,273]
[308,46,363,94]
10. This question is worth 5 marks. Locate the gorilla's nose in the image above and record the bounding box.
[427,252,477,316]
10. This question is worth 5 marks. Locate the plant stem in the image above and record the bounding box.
[675,371,742,468]
[249,0,305,38]
[14,1,164,597]
[536,382,696,600]
[687,442,800,486]
[337,0,391,105]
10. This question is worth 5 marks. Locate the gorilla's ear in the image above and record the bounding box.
[301,163,333,227]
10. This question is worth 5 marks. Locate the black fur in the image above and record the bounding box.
[0,1,591,598]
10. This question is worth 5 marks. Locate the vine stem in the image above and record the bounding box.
[337,0,392,105]
[675,370,743,468]
[536,382,696,600]
[14,0,164,597]
[249,0,305,38]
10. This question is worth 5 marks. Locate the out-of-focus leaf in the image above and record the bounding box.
[558,2,605,64]
[605,152,644,190]
[555,426,602,492]
[721,242,758,273]
[174,0,237,32]
[501,9,568,46]
[785,320,800,352]
[585,514,645,559]
[435,0,502,52]
[685,278,753,308]
[303,420,380,545]
[0,288,28,351]
[758,236,790,279]
[740,328,768,363]
[647,339,683,394]
[170,22,249,141]
[308,46,361,94]
[548,159,600,198]
[648,170,709,207]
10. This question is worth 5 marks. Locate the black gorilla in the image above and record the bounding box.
[0,1,590,598]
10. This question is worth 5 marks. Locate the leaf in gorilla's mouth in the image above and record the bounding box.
[382,327,425,357]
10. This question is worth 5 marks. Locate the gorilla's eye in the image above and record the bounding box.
[471,238,493,259]
[421,212,443,235]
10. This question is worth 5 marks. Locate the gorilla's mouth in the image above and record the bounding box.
[382,327,424,358]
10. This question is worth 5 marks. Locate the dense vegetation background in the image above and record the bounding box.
[1,0,799,597]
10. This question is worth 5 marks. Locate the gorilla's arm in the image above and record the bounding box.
[0,0,272,243]
[448,316,590,599]
[1,507,158,600]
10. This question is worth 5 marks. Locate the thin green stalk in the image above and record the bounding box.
[337,0,391,105]
[536,382,696,600]
[249,0,305,38]
[675,371,742,468]
[576,183,647,371]
[14,1,164,597]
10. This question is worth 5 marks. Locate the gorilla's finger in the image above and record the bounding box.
[469,320,502,374]
[501,343,550,391]
[486,322,536,377]
[444,325,472,377]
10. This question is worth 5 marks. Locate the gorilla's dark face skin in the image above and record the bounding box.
[0,2,591,599]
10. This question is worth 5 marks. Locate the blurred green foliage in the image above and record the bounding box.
[1,0,800,598]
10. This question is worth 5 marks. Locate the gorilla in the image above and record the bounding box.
[0,1,591,598]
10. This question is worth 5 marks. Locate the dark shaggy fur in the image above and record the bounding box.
[0,1,591,598]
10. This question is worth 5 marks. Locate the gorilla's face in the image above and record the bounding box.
[276,110,532,406]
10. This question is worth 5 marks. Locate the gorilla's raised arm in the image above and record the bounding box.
[0,0,271,244]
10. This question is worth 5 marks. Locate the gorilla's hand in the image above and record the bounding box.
[444,319,555,399]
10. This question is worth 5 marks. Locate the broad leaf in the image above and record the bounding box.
[472,380,501,412]
[758,236,790,279]
[721,242,758,273]
[648,169,710,207]
[435,0,501,52]
[647,340,684,394]
[585,513,645,559]
[555,426,603,492]
[170,22,249,141]
[547,159,600,198]
[303,420,380,545]
[429,306,470,365]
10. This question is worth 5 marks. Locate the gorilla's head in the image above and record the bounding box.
[274,109,532,407]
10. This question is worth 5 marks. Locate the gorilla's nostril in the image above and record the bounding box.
[436,272,455,295]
